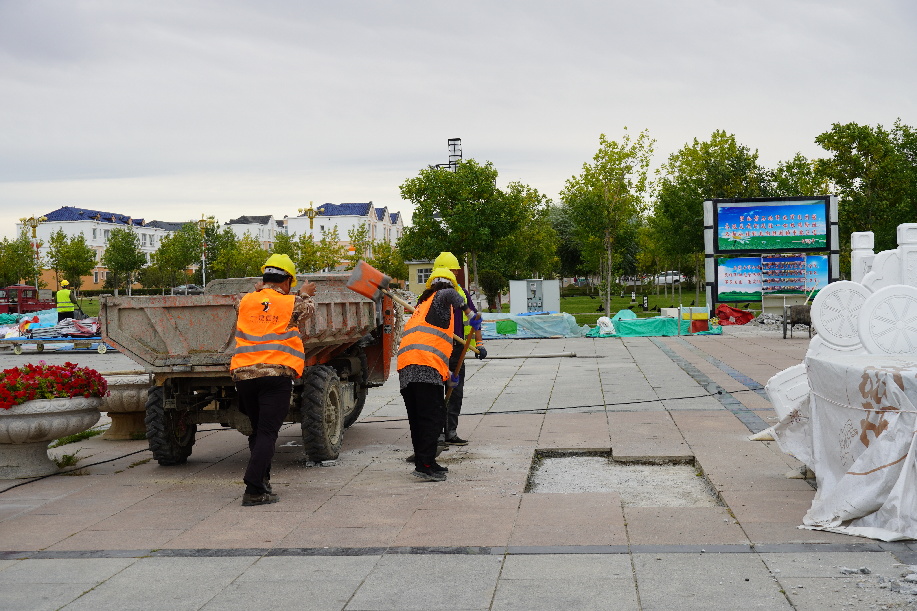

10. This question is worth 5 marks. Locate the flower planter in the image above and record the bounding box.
[99,374,150,440]
[0,397,102,478]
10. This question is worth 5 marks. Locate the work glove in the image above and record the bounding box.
[447,373,461,388]
[469,313,482,331]
[475,346,488,360]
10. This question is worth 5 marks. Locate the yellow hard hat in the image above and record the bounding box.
[261,253,298,288]
[60,280,69,287]
[426,268,460,293]
[433,252,460,269]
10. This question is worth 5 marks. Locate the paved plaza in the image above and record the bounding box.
[2,328,917,610]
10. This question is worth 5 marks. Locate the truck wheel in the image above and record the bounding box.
[342,349,368,429]
[145,385,197,466]
[301,365,344,462]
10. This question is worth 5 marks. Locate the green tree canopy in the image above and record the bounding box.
[561,129,654,313]
[398,159,525,285]
[46,229,97,289]
[815,119,917,252]
[101,228,147,294]
[0,231,38,287]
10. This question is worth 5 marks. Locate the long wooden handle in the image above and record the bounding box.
[383,289,480,355]
[445,335,473,404]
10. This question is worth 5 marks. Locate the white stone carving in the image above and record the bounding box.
[858,284,917,355]
[810,281,872,348]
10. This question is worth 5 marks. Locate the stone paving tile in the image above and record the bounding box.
[160,510,308,549]
[538,412,610,449]
[394,494,521,547]
[719,489,816,524]
[632,552,792,610]
[59,556,258,611]
[45,528,184,552]
[608,412,692,460]
[510,492,626,546]
[344,554,503,611]
[624,507,750,545]
[741,522,863,545]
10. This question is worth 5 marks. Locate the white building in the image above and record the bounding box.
[225,215,278,250]
[284,202,404,258]
[20,206,172,289]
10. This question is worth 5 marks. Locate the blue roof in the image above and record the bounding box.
[43,206,144,226]
[389,212,401,224]
[310,202,372,217]
[375,207,387,221]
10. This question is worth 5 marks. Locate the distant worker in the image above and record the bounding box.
[56,280,76,323]
[397,268,482,481]
[230,253,316,506]
[432,252,487,446]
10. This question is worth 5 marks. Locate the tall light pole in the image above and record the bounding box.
[20,215,47,288]
[298,201,325,232]
[197,215,216,288]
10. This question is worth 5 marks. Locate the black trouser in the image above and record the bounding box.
[235,376,292,495]
[445,341,465,437]
[401,382,445,468]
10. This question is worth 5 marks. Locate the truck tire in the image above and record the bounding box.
[342,349,368,429]
[145,385,197,466]
[301,365,344,462]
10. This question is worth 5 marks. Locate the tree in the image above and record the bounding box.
[651,130,768,303]
[399,159,525,287]
[0,231,37,287]
[480,182,559,282]
[815,120,916,253]
[368,239,408,282]
[101,228,147,295]
[212,233,266,279]
[146,225,198,289]
[549,204,589,281]
[768,153,828,197]
[561,129,655,314]
[478,269,507,312]
[345,223,373,269]
[316,226,346,271]
[46,229,96,289]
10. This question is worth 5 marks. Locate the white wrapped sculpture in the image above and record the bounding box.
[767,223,917,541]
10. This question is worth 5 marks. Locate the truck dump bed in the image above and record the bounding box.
[101,274,378,373]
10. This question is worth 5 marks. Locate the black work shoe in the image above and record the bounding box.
[431,462,448,473]
[445,435,468,446]
[263,478,272,495]
[242,492,279,506]
[412,466,447,482]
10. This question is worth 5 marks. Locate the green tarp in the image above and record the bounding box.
[585,316,721,338]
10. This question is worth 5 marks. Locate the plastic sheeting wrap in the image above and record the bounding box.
[481,312,584,339]
[585,313,721,338]
[776,354,917,541]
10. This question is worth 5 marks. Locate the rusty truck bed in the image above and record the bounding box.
[101,274,378,373]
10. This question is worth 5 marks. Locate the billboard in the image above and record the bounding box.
[716,254,829,302]
[713,197,830,254]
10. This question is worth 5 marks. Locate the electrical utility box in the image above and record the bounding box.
[509,279,561,314]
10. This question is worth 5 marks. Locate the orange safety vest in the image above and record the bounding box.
[396,294,453,380]
[230,290,306,377]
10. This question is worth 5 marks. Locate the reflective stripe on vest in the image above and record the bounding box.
[396,294,452,380]
[56,289,75,312]
[230,290,305,376]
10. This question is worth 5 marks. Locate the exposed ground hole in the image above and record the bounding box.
[526,450,721,508]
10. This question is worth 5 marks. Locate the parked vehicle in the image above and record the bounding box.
[654,271,684,285]
[101,274,400,466]
[0,285,57,314]
[171,284,204,295]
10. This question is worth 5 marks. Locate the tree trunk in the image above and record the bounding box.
[605,229,613,315]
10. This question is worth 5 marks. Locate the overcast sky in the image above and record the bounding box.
[1,0,914,240]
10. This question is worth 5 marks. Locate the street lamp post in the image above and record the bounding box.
[298,201,325,231]
[20,215,47,288]
[197,215,216,288]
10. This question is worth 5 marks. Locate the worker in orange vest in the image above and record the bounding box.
[397,268,481,481]
[230,254,316,506]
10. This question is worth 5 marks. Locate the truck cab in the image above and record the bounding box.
[0,284,57,314]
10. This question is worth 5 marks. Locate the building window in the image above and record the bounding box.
[93,271,99,284]
[103,229,110,242]
[141,233,147,246]
[417,268,432,285]
[92,228,97,240]
[319,225,324,232]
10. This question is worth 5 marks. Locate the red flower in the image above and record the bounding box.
[0,363,108,409]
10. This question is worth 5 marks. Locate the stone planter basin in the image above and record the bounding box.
[0,397,102,478]
[100,373,151,440]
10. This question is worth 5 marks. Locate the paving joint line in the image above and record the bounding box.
[648,337,770,434]
[4,542,915,560]
[670,336,768,398]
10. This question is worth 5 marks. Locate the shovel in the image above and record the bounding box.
[345,260,480,354]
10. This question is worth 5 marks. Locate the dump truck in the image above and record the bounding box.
[100,274,399,466]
